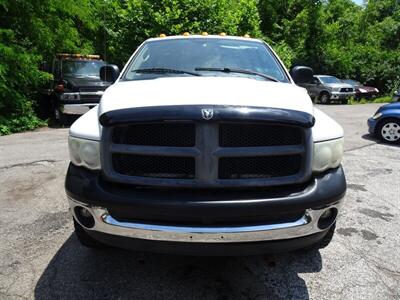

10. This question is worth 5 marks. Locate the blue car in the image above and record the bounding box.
[368,102,400,143]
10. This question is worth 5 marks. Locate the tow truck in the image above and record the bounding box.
[42,54,111,124]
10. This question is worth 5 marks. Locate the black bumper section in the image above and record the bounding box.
[66,165,346,254]
[65,164,346,220]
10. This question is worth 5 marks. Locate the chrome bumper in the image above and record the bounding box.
[331,92,355,99]
[69,197,341,243]
[62,104,98,115]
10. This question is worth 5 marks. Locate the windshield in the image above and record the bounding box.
[62,60,105,78]
[123,38,289,82]
[319,76,341,84]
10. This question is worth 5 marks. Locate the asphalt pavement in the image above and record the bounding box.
[0,103,399,299]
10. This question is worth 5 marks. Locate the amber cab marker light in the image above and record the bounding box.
[243,34,250,38]
[183,32,190,36]
[201,32,208,36]
[219,32,226,36]
[159,33,166,38]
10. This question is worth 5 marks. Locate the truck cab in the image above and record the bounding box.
[66,35,346,255]
[45,54,111,124]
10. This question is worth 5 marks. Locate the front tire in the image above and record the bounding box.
[74,219,106,248]
[54,107,72,126]
[319,92,331,104]
[377,118,400,144]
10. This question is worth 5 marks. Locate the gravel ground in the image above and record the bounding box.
[0,103,399,299]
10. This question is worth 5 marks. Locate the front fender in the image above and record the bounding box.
[69,106,101,140]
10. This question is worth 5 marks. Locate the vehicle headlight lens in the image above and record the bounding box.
[313,138,344,172]
[60,93,80,100]
[375,88,379,93]
[373,112,382,120]
[359,88,367,93]
[68,136,101,170]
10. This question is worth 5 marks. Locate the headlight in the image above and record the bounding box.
[68,136,101,170]
[313,138,344,172]
[60,93,80,100]
[359,88,367,93]
[373,112,382,120]
[375,88,379,93]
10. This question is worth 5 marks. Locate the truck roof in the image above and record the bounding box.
[56,53,102,60]
[146,34,263,43]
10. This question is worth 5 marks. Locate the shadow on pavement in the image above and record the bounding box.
[35,234,322,299]
[361,134,400,148]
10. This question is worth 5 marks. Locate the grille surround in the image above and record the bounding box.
[101,120,312,188]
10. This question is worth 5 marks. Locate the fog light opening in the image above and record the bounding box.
[74,206,95,229]
[317,208,337,230]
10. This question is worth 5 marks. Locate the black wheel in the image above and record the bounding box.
[74,219,106,248]
[319,92,331,104]
[377,118,400,144]
[54,107,72,126]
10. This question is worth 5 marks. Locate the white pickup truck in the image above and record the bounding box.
[66,35,346,255]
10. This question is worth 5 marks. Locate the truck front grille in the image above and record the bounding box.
[79,94,102,103]
[113,123,195,147]
[219,155,301,179]
[112,154,195,179]
[101,121,312,188]
[220,123,302,147]
[340,88,353,92]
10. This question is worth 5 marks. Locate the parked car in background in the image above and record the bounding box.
[298,75,354,104]
[392,89,400,102]
[368,102,400,144]
[41,54,112,124]
[341,79,379,99]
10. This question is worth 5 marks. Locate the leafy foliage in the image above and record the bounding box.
[0,0,399,134]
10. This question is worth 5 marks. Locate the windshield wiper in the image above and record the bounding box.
[131,68,201,76]
[195,67,279,82]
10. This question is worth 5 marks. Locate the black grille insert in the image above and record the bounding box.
[113,123,195,147]
[219,155,302,179]
[220,123,302,147]
[340,88,353,92]
[113,154,195,179]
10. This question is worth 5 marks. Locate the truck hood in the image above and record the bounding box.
[324,83,353,89]
[64,76,111,92]
[99,77,313,116]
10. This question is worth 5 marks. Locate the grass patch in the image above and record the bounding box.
[0,114,47,136]
[348,96,392,105]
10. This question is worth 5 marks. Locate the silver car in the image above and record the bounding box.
[299,75,355,104]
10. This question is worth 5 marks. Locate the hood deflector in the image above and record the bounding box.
[99,105,315,128]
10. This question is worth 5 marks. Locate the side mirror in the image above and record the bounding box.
[290,66,314,84]
[100,65,120,83]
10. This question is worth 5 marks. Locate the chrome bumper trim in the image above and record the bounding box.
[68,197,341,243]
[331,92,355,99]
[62,104,98,115]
